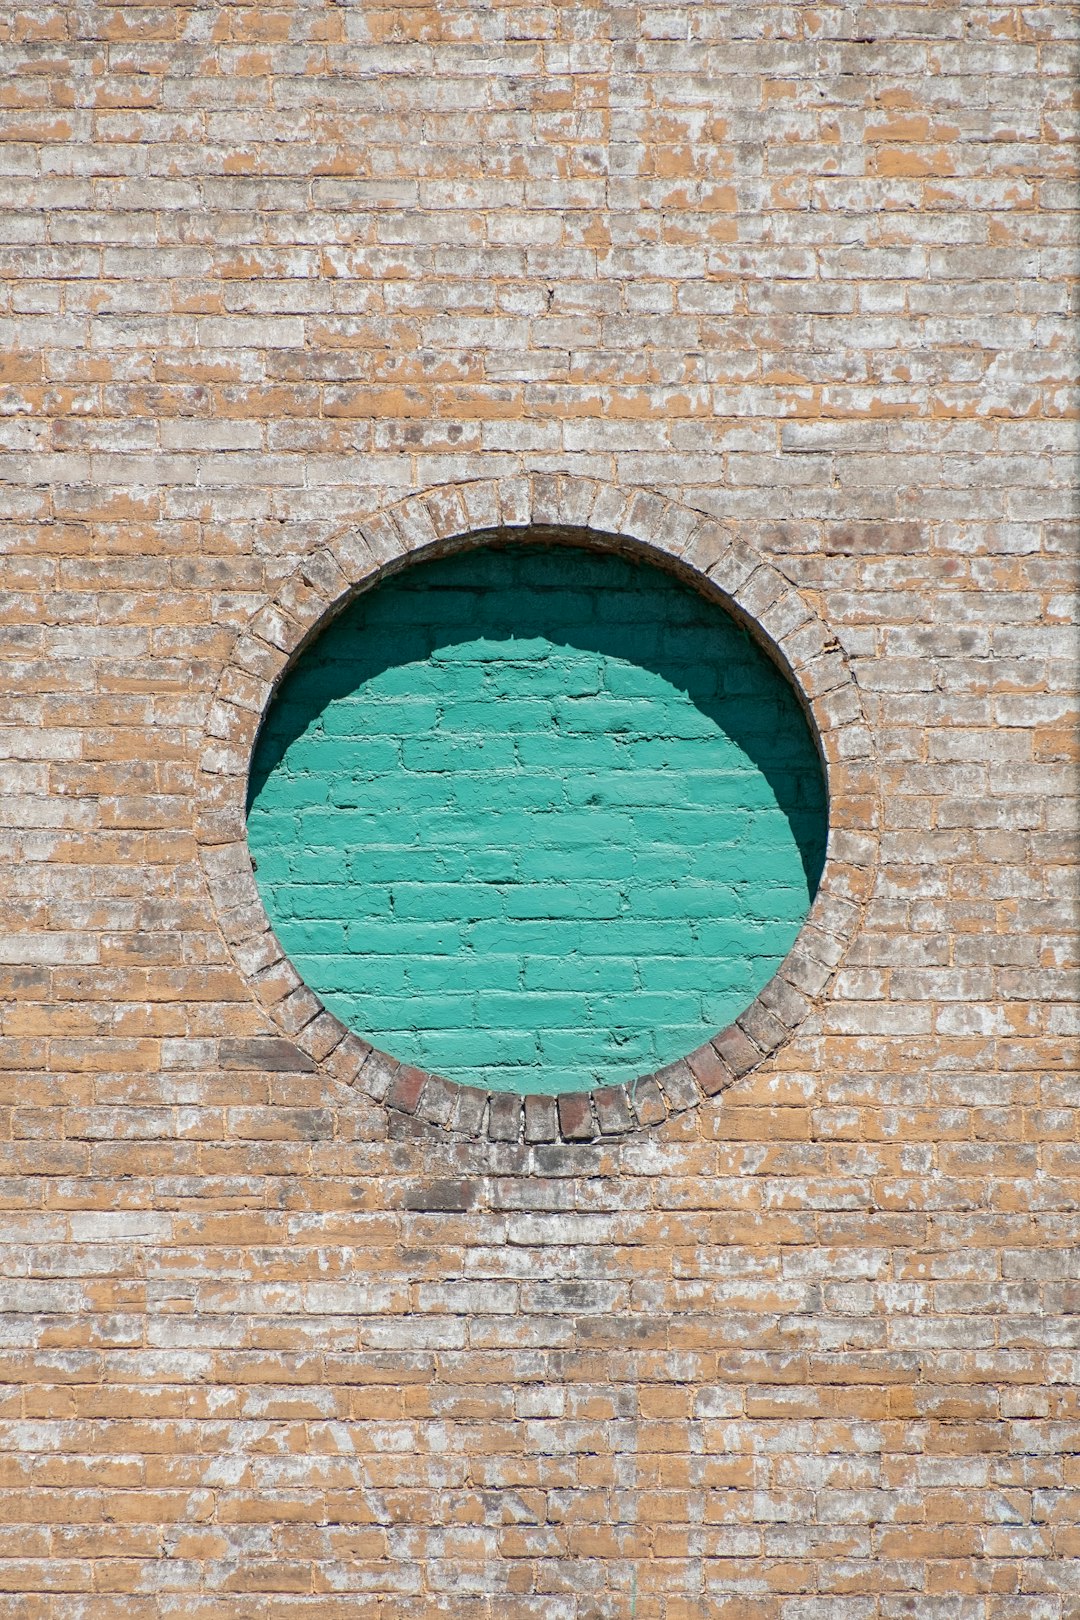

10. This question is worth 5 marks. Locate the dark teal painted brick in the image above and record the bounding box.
[247,543,827,1094]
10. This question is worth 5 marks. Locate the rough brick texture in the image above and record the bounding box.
[1,2,1077,1617]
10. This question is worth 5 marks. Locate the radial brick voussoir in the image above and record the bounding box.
[198,481,880,1142]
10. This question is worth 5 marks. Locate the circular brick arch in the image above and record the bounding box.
[197,476,881,1144]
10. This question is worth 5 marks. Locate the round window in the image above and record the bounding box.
[245,540,827,1098]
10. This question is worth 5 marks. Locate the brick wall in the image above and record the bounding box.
[1,2,1077,1616]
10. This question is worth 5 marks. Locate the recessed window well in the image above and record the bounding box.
[246,541,827,1098]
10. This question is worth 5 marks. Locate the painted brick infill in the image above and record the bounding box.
[0,3,1078,1617]
[247,541,829,1094]
[244,529,833,1102]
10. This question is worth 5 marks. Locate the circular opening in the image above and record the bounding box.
[246,539,827,1095]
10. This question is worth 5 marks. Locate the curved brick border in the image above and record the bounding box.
[196,476,880,1144]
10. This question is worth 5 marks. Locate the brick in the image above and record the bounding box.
[652,1059,702,1113]
[713,1023,764,1078]
[218,1038,316,1074]
[593,1085,636,1135]
[356,1049,398,1104]
[557,1092,595,1142]
[449,1083,489,1136]
[322,1031,373,1087]
[488,1093,523,1143]
[737,999,791,1055]
[629,1077,668,1128]
[685,1042,735,1098]
[524,1094,559,1145]
[412,1074,455,1128]
[385,1065,429,1116]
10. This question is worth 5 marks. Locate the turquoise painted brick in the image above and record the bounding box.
[288,921,350,954]
[441,698,557,732]
[525,846,637,882]
[522,955,638,993]
[463,849,519,883]
[538,1027,656,1073]
[322,957,414,995]
[389,883,507,922]
[502,885,624,922]
[301,738,400,773]
[575,921,695,956]
[592,990,705,1025]
[363,993,469,1030]
[403,1028,541,1069]
[638,956,750,994]
[467,919,584,955]
[624,807,750,843]
[282,883,390,921]
[696,918,800,955]
[633,884,739,919]
[433,955,522,992]
[322,696,441,731]
[354,848,463,881]
[402,736,519,771]
[345,923,460,955]
[247,543,827,1095]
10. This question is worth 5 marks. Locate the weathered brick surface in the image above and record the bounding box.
[0,2,1077,1615]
